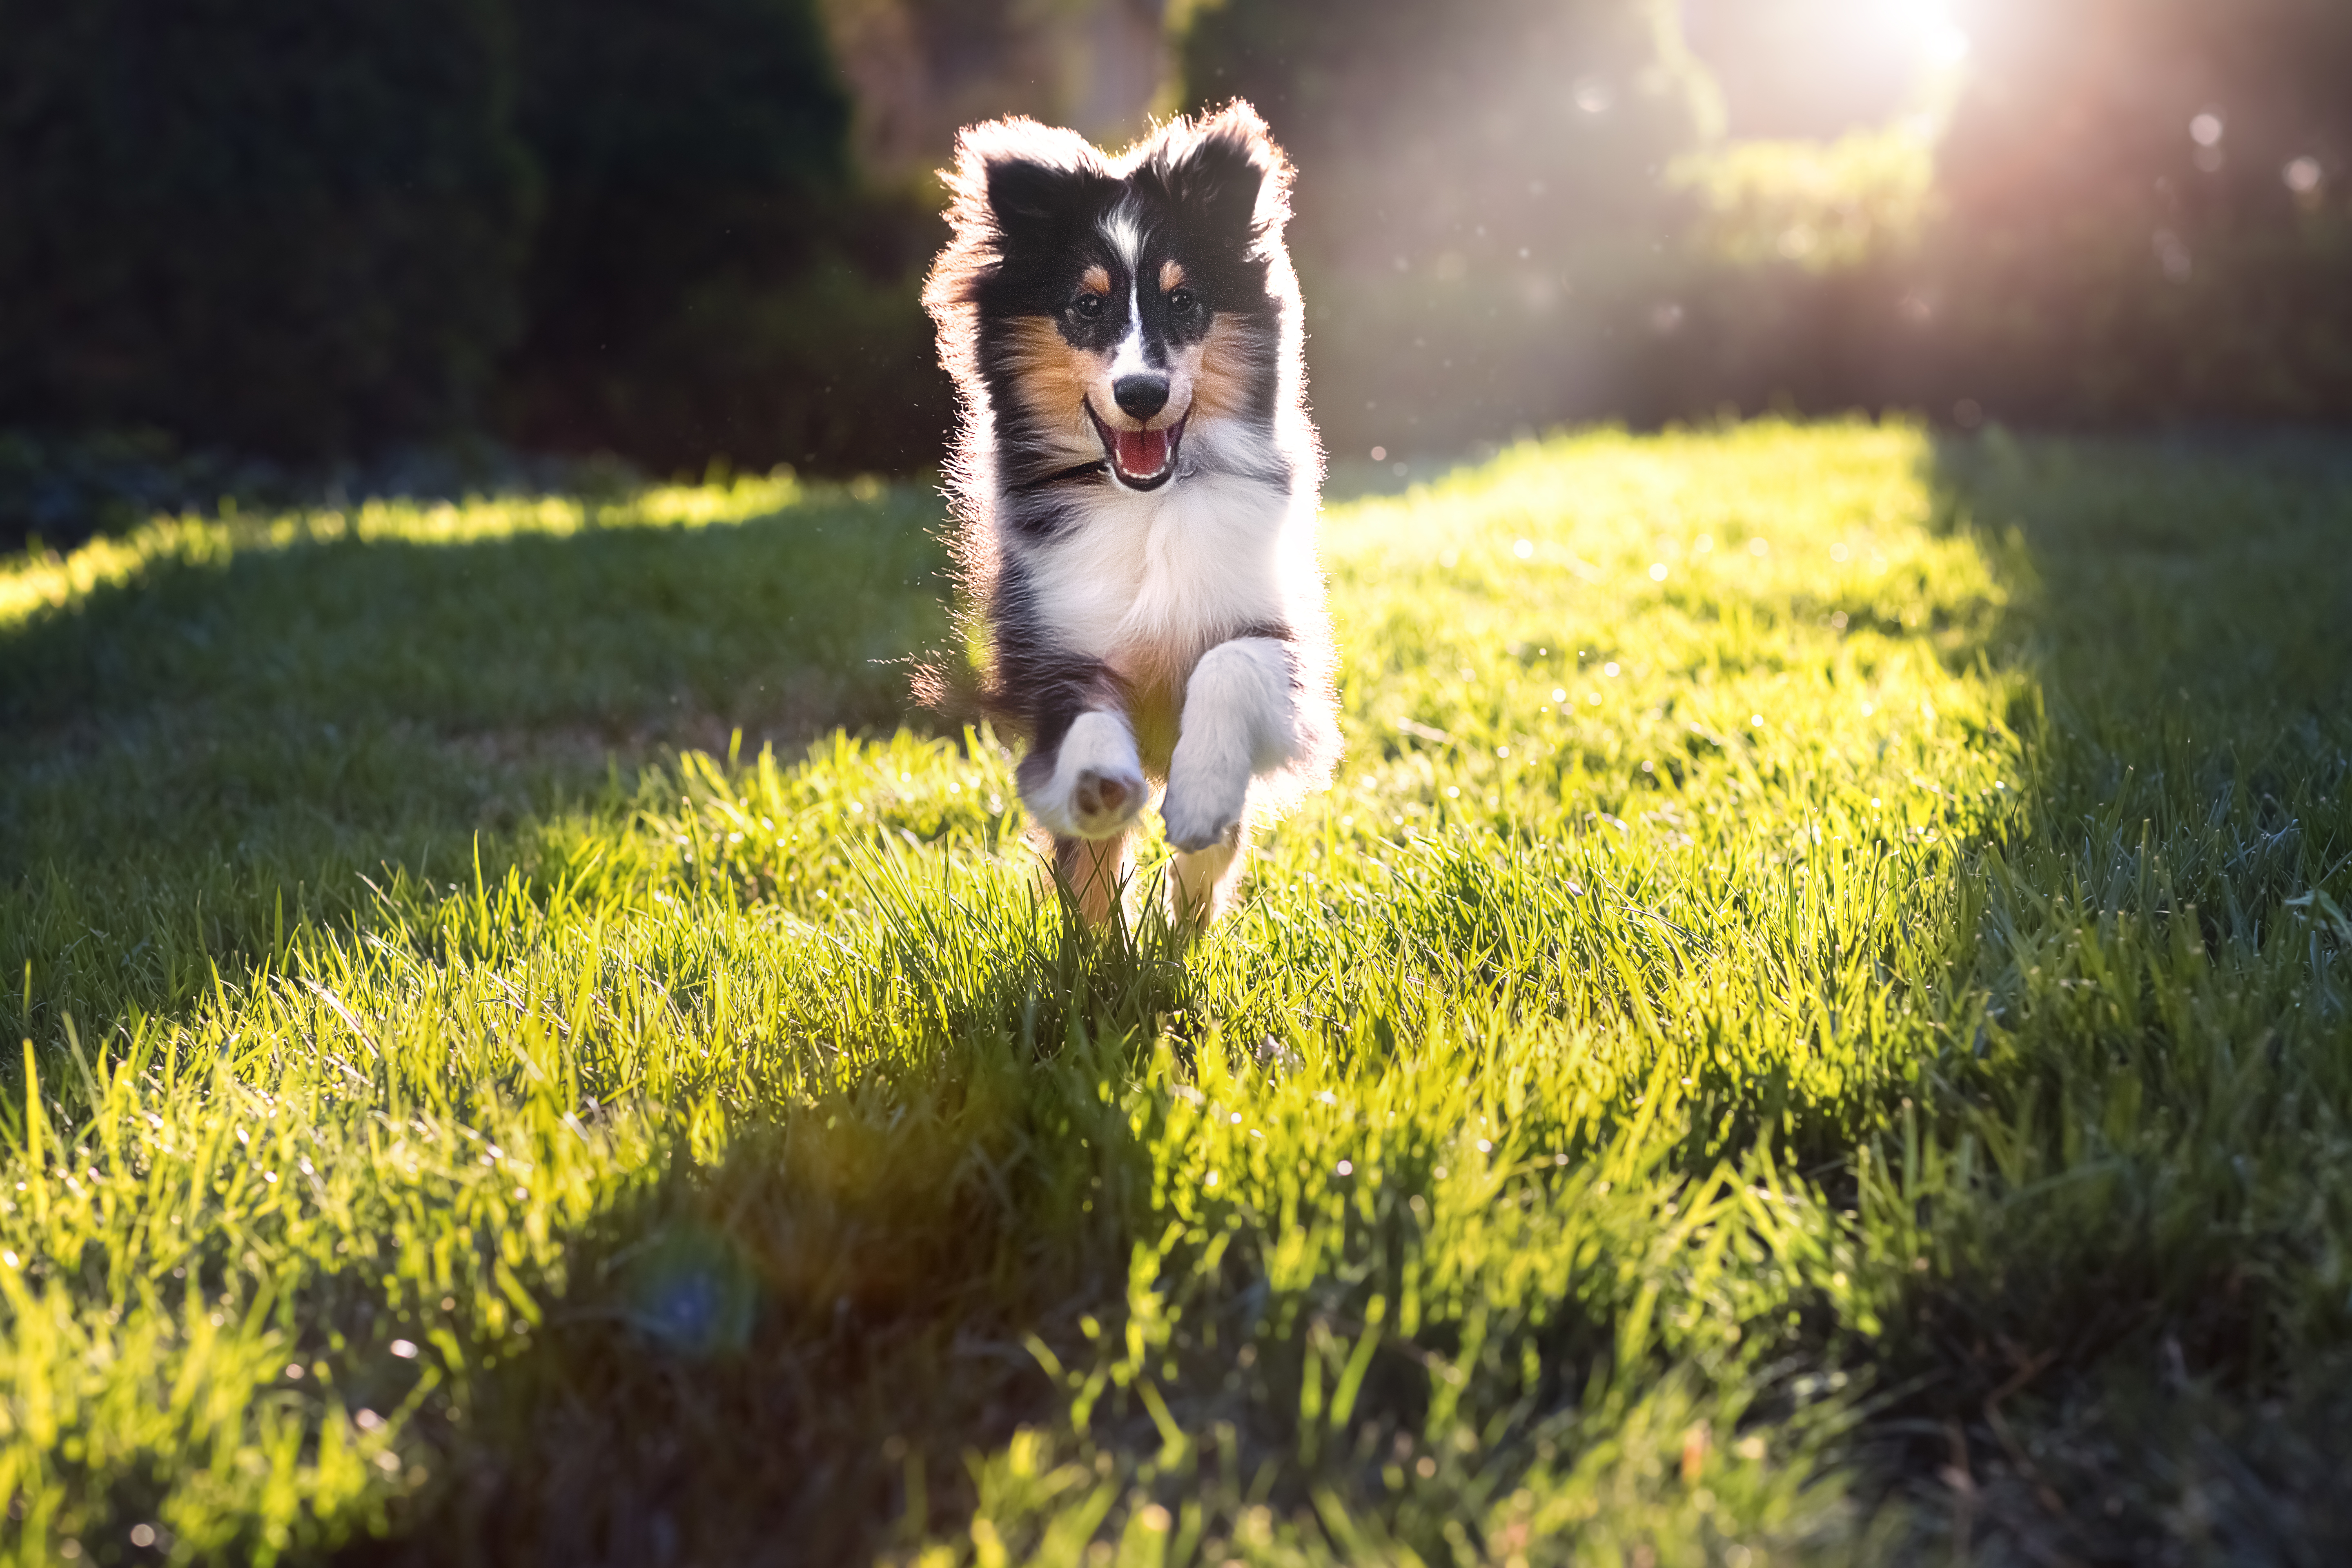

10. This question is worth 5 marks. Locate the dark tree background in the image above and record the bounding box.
[0,0,947,494]
[0,0,536,456]
[1,0,2347,543]
[501,0,945,474]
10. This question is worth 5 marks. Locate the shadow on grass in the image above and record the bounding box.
[0,484,950,1043]
[336,909,1192,1568]
[1853,430,2352,1561]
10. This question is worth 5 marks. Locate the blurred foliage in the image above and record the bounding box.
[500,0,949,476]
[0,0,946,502]
[1178,0,1718,454]
[0,0,537,457]
[7,0,2351,510]
[824,0,1169,180]
[1178,0,1713,264]
[0,430,292,556]
[1597,0,2352,430]
[1919,0,2352,424]
[1672,129,1935,273]
[1180,0,2352,445]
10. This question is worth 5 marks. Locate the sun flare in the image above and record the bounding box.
[1895,0,1971,66]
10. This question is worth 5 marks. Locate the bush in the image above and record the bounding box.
[0,0,537,457]
[0,0,945,483]
[499,0,950,475]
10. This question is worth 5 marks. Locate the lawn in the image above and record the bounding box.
[2,421,2348,1566]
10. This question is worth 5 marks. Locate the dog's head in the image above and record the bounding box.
[928,104,1296,493]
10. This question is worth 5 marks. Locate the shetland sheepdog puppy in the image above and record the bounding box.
[923,102,1341,931]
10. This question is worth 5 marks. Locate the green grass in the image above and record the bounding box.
[2,422,2348,1566]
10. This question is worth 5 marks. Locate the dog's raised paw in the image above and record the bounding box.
[1160,790,1244,854]
[1026,711,1147,839]
[1070,764,1146,836]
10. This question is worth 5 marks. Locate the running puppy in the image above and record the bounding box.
[924,102,1340,930]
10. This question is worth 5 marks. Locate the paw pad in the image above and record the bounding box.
[1075,771,1130,818]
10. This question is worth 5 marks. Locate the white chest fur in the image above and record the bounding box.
[1013,468,1305,667]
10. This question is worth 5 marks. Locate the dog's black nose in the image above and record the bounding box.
[1113,376,1169,421]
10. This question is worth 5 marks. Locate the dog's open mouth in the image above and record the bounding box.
[1087,403,1187,490]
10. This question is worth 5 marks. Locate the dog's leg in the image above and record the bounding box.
[1163,637,1299,854]
[1018,666,1146,843]
[1056,832,1131,928]
[1167,829,1248,932]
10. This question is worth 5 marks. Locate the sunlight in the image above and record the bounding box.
[1896,0,1971,66]
[1684,0,1974,140]
[1835,0,1971,77]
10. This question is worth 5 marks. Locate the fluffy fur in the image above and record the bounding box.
[923,102,1341,929]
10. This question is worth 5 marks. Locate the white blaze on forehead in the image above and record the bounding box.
[1108,289,1152,380]
[1100,200,1155,382]
[1099,202,1144,268]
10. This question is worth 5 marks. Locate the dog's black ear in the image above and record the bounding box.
[1156,102,1290,246]
[932,119,1107,318]
[940,118,1108,253]
[984,155,1098,247]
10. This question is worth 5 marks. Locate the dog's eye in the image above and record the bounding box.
[1166,288,1197,316]
[1071,293,1106,321]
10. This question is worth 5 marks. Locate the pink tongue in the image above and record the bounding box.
[1114,425,1169,476]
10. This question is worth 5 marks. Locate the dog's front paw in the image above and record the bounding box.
[1027,711,1147,840]
[1161,757,1248,853]
[1067,762,1146,836]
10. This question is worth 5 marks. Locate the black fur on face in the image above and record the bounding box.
[967,129,1274,340]
[927,105,1303,500]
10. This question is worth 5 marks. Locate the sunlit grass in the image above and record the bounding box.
[2,422,2347,1564]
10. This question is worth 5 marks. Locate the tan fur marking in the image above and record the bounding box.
[1118,671,1185,777]
[1082,265,1111,295]
[1189,315,1256,424]
[1058,833,1129,927]
[1159,260,1187,292]
[1007,317,1099,429]
[1108,644,1220,773]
